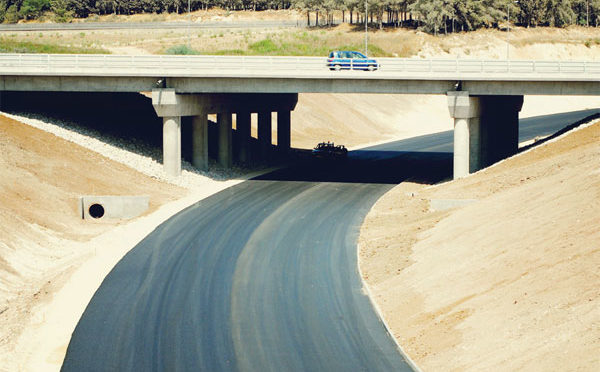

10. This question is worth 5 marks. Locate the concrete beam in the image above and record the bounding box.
[1,75,599,96]
[152,89,298,117]
[192,113,208,171]
[218,113,233,168]
[447,91,481,119]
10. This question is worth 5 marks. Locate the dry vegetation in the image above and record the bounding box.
[3,10,600,59]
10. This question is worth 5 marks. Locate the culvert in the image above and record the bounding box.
[79,196,149,221]
[88,203,105,219]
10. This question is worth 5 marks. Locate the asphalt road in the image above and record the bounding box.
[61,109,599,372]
[0,20,305,32]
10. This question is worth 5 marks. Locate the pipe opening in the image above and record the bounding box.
[89,203,105,219]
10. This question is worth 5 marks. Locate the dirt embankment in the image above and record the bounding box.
[0,115,186,367]
[359,120,600,371]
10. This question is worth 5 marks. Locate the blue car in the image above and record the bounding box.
[327,51,379,71]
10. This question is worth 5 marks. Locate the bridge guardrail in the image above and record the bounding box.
[0,53,598,77]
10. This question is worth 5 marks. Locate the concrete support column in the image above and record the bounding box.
[237,111,251,164]
[163,116,182,177]
[192,113,208,171]
[453,116,482,177]
[258,111,272,161]
[277,110,291,152]
[448,92,482,179]
[217,113,233,168]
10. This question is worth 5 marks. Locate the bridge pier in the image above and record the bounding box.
[237,111,251,164]
[277,110,291,154]
[192,113,208,171]
[258,111,272,163]
[162,116,182,178]
[448,92,523,179]
[218,113,233,168]
[153,89,298,176]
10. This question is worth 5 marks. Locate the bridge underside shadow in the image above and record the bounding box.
[253,151,453,185]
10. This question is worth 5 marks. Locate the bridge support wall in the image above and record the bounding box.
[448,92,523,179]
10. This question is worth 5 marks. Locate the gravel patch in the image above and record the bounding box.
[1,111,253,189]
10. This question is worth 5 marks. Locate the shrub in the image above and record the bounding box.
[4,5,20,24]
[164,44,200,55]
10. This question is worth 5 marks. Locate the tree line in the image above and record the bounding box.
[0,0,598,33]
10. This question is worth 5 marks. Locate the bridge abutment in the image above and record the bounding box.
[448,92,523,179]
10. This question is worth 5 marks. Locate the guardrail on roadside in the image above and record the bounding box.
[0,53,598,76]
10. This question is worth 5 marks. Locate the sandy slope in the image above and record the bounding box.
[0,115,186,369]
[359,121,600,371]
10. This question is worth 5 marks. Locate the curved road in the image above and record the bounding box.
[61,109,598,371]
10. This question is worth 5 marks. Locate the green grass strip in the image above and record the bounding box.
[0,38,109,54]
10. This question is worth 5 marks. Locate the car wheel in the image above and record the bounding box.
[367,64,376,71]
[334,64,341,71]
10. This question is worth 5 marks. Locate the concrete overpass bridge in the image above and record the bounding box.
[1,53,598,178]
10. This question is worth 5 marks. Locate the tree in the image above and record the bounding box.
[4,4,21,22]
[544,0,574,27]
[410,0,454,34]
[518,0,545,27]
[51,0,73,21]
[19,0,50,19]
[68,0,96,17]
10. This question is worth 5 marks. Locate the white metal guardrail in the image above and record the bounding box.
[0,53,599,78]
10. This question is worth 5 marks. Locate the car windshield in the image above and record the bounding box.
[352,52,366,59]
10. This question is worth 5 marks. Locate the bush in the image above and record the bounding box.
[249,38,278,54]
[164,44,200,55]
